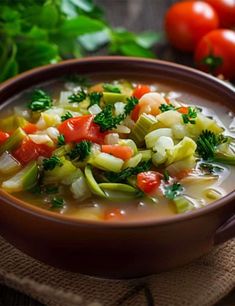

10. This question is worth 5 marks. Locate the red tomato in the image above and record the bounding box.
[13,139,54,165]
[133,84,151,99]
[103,208,125,221]
[22,123,38,134]
[195,29,235,79]
[204,0,235,28]
[137,171,162,194]
[58,115,106,144]
[101,145,134,160]
[131,104,141,122]
[177,106,189,114]
[165,1,219,52]
[0,131,10,145]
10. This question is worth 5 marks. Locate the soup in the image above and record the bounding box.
[0,77,235,222]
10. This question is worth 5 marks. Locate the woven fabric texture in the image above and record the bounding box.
[0,235,234,306]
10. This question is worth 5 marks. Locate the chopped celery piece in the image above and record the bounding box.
[145,128,172,149]
[139,149,152,162]
[89,152,124,172]
[2,162,38,192]
[0,115,16,132]
[119,139,138,154]
[0,152,21,174]
[99,183,140,200]
[130,114,157,146]
[187,114,223,138]
[85,165,106,197]
[103,92,127,104]
[62,168,83,185]
[172,124,187,140]
[214,152,235,165]
[44,158,77,184]
[53,144,72,157]
[70,175,91,201]
[153,136,174,153]
[166,136,197,166]
[204,188,222,200]
[173,197,194,214]
[152,151,167,166]
[156,110,182,127]
[123,153,142,169]
[166,156,196,177]
[0,127,26,155]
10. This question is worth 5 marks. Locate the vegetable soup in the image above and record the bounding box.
[0,76,235,222]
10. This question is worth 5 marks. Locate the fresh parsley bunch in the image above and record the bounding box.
[0,0,160,82]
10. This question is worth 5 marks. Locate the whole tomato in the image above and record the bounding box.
[203,0,235,28]
[165,1,219,52]
[194,29,235,79]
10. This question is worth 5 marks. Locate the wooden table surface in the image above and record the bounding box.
[0,0,234,305]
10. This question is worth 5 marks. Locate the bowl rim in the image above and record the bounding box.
[0,56,235,229]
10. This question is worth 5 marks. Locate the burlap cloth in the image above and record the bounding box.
[0,235,234,306]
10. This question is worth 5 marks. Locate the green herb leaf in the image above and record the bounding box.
[88,91,103,107]
[198,162,224,174]
[105,161,152,183]
[28,89,52,112]
[164,182,183,200]
[57,134,65,146]
[124,97,139,115]
[103,83,121,93]
[182,107,198,124]
[43,156,63,171]
[68,140,91,161]
[163,170,170,182]
[61,112,73,122]
[51,197,65,209]
[68,89,87,103]
[159,104,176,112]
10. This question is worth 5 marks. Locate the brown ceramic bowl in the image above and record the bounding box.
[0,57,234,278]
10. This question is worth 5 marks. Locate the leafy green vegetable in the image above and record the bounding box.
[94,97,139,131]
[88,92,103,107]
[28,89,52,112]
[196,130,227,160]
[103,83,121,93]
[61,112,73,122]
[182,107,198,124]
[51,197,65,209]
[43,156,63,171]
[68,89,87,103]
[164,182,183,200]
[159,104,176,112]
[68,140,91,161]
[57,134,65,146]
[0,1,160,82]
[163,170,170,182]
[198,162,224,174]
[105,161,152,183]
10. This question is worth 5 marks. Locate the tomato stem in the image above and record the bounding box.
[202,54,223,74]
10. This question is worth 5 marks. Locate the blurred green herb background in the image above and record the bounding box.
[0,0,160,82]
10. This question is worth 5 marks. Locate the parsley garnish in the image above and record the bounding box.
[57,134,65,146]
[182,107,197,124]
[105,161,152,183]
[43,156,63,171]
[68,141,91,161]
[159,104,176,112]
[28,89,52,112]
[196,130,227,160]
[199,162,224,174]
[61,112,73,122]
[164,182,183,200]
[68,89,87,103]
[94,97,139,131]
[163,170,170,182]
[103,83,121,93]
[88,92,103,107]
[51,197,65,209]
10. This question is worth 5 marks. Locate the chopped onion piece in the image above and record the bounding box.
[29,134,54,146]
[70,176,91,200]
[0,152,21,174]
[114,125,131,134]
[114,102,125,116]
[59,91,72,104]
[89,104,102,115]
[46,127,60,140]
[104,133,119,145]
